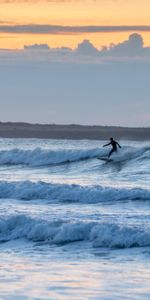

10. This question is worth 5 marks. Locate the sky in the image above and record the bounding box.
[0,0,150,126]
[0,0,150,49]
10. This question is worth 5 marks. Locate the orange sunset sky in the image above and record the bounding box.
[0,0,150,49]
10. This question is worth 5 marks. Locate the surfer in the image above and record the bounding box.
[103,138,121,158]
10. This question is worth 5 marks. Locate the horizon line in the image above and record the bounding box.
[0,121,149,129]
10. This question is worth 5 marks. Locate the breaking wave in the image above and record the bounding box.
[0,147,102,166]
[0,146,149,166]
[0,180,149,202]
[0,214,150,249]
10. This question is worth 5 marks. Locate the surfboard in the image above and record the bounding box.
[97,157,113,162]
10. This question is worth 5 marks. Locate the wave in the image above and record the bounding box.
[113,145,150,162]
[0,146,149,167]
[0,180,149,202]
[0,215,150,249]
[0,147,102,166]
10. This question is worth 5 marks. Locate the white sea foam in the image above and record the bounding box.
[0,180,149,202]
[0,214,150,248]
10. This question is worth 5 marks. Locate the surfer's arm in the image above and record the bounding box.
[103,142,111,147]
[117,142,121,148]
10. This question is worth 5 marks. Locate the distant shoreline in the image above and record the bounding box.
[0,122,149,140]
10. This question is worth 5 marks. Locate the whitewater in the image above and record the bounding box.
[0,138,150,300]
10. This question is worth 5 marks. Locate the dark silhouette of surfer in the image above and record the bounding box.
[103,138,121,158]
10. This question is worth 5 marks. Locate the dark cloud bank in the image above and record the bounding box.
[0,24,150,34]
[0,33,150,127]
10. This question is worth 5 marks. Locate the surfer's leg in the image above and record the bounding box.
[108,149,113,158]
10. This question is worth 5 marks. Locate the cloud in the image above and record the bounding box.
[24,43,50,50]
[22,34,148,56]
[21,34,150,62]
[24,43,72,54]
[76,34,150,58]
[0,24,150,34]
[76,39,98,55]
[102,33,146,56]
[0,34,150,64]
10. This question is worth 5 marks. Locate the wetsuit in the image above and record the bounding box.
[103,139,121,158]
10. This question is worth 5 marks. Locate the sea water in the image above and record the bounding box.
[0,138,149,300]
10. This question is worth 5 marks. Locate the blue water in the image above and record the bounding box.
[0,138,150,300]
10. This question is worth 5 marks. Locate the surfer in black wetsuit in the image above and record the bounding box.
[103,138,121,158]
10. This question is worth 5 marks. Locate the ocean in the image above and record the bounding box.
[0,138,150,300]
